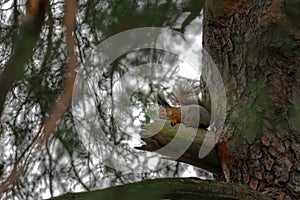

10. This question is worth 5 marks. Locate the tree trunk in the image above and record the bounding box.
[203,0,300,199]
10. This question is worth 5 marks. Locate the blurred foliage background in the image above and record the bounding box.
[0,0,209,199]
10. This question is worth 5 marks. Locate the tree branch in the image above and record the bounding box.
[0,0,47,117]
[136,120,222,177]
[40,0,78,144]
[0,0,78,196]
[48,178,272,200]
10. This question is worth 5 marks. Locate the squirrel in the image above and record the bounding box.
[157,80,211,128]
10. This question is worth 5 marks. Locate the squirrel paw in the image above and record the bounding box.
[171,118,177,126]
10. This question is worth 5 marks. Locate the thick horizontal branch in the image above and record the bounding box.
[48,178,271,200]
[136,120,222,176]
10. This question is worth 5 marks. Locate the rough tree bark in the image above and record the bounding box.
[203,0,300,199]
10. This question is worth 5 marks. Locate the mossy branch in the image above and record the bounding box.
[136,120,222,176]
[48,178,272,200]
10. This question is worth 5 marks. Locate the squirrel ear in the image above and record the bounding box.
[157,92,170,108]
[156,92,163,105]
